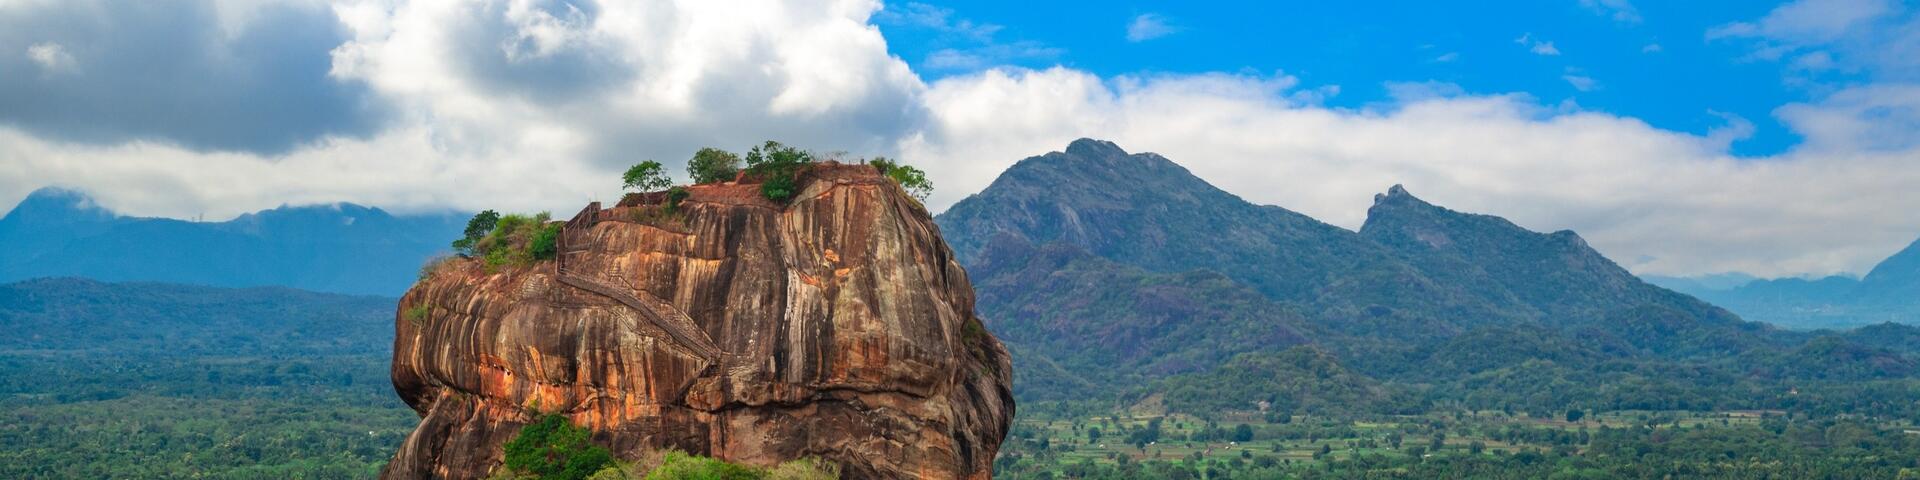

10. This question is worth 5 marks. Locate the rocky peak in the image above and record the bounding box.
[1064,137,1129,159]
[384,164,1014,479]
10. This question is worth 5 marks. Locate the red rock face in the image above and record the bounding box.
[382,165,1014,479]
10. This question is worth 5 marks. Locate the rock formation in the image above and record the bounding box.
[382,164,1014,479]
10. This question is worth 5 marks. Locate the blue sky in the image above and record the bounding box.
[1,0,1917,278]
[880,1,1822,156]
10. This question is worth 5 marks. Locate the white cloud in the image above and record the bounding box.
[1516,33,1561,55]
[1432,52,1460,63]
[1126,13,1178,42]
[1563,74,1598,91]
[24,42,75,74]
[1579,0,1642,23]
[1710,0,1920,79]
[1642,43,1663,53]
[876,2,1056,71]
[875,2,1000,42]
[2,0,1919,281]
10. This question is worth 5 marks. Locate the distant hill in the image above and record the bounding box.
[0,187,465,295]
[937,139,1917,416]
[1654,238,1920,330]
[0,277,395,355]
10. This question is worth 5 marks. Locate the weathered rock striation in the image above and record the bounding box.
[382,164,1014,479]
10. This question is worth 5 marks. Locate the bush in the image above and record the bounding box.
[759,175,798,203]
[630,451,838,480]
[528,223,562,261]
[687,148,741,184]
[868,157,932,201]
[664,187,691,213]
[643,451,762,480]
[744,141,814,202]
[502,414,614,480]
[404,303,430,327]
[458,212,558,271]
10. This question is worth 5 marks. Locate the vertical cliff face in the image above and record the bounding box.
[383,164,1014,479]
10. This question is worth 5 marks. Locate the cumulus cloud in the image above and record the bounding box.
[2,0,1919,280]
[1126,13,1178,42]
[0,1,386,154]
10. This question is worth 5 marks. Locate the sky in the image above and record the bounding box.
[1,0,1918,279]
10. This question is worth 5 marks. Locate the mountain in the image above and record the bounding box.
[385,164,1011,479]
[0,187,466,295]
[1659,237,1920,330]
[936,139,1918,417]
[1859,237,1920,302]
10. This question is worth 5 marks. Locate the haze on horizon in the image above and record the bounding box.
[2,0,1918,280]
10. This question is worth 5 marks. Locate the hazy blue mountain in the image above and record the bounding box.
[1859,238,1920,303]
[1639,273,1759,294]
[1651,237,1920,330]
[0,187,465,295]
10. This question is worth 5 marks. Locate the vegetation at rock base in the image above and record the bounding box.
[498,414,615,480]
[573,451,838,480]
[687,147,743,184]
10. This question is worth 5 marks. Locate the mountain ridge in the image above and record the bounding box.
[933,139,1902,418]
[0,186,466,295]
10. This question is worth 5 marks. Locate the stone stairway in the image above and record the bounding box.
[553,201,726,365]
[556,268,721,362]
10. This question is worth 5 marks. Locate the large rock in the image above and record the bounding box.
[382,164,1014,479]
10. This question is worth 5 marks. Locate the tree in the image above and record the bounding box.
[869,157,933,201]
[1566,409,1586,423]
[452,210,499,256]
[622,161,672,192]
[686,147,741,184]
[1232,423,1254,443]
[744,141,815,201]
